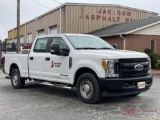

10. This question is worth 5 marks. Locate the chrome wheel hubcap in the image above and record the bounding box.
[12,73,18,86]
[80,80,93,98]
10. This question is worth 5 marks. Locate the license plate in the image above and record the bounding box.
[137,81,145,89]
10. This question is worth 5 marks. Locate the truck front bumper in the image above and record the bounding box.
[99,75,152,96]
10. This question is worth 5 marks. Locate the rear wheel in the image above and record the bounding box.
[76,73,102,104]
[11,68,25,89]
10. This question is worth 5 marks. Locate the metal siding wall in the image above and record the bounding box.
[61,7,65,33]
[8,4,158,42]
[65,5,157,34]
[66,6,70,33]
[8,25,25,42]
[26,9,61,42]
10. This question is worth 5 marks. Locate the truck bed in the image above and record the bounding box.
[5,54,29,78]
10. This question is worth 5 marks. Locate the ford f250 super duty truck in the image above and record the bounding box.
[2,34,152,104]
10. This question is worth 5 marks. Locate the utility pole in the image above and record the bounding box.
[17,0,20,53]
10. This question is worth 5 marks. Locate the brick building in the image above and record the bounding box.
[90,16,160,53]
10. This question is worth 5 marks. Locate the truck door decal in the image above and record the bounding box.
[51,61,54,68]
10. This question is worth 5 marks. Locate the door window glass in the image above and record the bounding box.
[51,37,68,49]
[34,38,48,52]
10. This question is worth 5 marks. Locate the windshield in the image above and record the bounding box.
[66,35,114,50]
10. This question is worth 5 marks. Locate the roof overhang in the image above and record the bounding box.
[98,32,126,37]
[126,20,160,34]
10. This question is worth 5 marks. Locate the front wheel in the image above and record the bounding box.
[11,68,25,89]
[76,73,102,104]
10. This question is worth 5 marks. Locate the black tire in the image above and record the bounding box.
[11,68,25,89]
[76,73,102,104]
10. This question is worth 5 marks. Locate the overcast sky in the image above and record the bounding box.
[0,0,160,40]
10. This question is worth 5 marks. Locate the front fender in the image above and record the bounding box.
[70,59,105,84]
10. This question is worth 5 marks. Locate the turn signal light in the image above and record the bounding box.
[102,60,107,70]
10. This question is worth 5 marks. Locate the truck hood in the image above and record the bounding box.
[78,49,148,59]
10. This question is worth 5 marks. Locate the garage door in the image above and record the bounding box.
[38,29,45,36]
[20,36,24,44]
[49,26,57,34]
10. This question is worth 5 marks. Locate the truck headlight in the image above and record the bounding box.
[102,60,119,77]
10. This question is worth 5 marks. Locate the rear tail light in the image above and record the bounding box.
[1,57,5,67]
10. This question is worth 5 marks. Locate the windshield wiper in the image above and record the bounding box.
[98,47,112,49]
[77,47,98,50]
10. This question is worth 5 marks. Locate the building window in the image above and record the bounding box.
[9,40,12,48]
[37,29,44,36]
[27,33,32,43]
[49,26,57,34]
[151,40,156,53]
[14,38,17,44]
[14,37,24,44]
[10,39,13,43]
[20,36,24,44]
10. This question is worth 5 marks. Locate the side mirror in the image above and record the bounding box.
[61,48,70,56]
[50,44,60,55]
[113,44,118,49]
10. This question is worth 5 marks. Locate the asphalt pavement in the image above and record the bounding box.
[0,71,160,120]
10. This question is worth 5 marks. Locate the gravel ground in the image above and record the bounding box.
[0,69,6,79]
[0,74,160,120]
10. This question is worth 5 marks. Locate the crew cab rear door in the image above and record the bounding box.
[29,37,49,79]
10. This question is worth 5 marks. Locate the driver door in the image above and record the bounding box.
[44,37,70,83]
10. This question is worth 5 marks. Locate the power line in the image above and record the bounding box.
[32,0,51,9]
[51,0,62,5]
[48,0,58,6]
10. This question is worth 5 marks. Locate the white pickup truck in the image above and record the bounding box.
[2,34,152,104]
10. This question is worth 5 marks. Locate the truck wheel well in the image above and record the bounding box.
[74,67,98,86]
[10,64,19,76]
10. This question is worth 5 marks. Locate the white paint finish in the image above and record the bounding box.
[29,37,48,79]
[4,34,150,85]
[44,53,70,82]
[29,52,46,79]
[4,54,28,77]
[130,22,160,35]
[44,37,70,82]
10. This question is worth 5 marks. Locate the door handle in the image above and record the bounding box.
[45,57,50,61]
[30,57,34,60]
